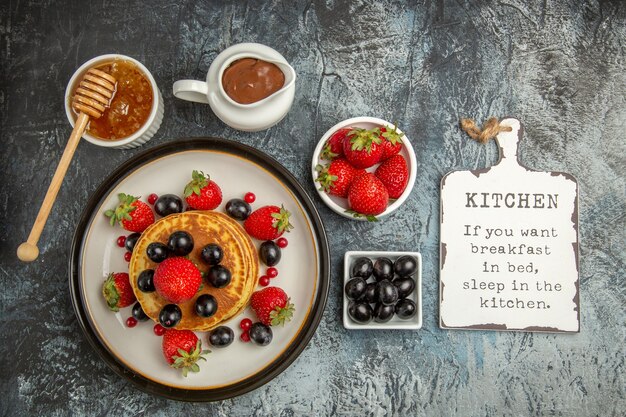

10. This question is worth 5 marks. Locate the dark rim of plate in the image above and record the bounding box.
[69,138,330,402]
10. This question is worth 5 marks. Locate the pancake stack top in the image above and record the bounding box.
[129,211,259,331]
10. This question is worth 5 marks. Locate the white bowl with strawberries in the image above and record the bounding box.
[311,117,417,221]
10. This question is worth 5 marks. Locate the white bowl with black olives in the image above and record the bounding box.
[343,251,422,330]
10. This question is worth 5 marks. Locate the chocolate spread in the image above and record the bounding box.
[221,58,285,104]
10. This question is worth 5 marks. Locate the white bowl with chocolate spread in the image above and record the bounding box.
[173,43,296,132]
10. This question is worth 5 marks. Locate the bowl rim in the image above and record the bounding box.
[64,53,160,148]
[342,250,423,330]
[310,116,417,221]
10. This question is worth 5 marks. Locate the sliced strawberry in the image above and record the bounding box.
[347,173,389,221]
[244,205,294,241]
[184,170,223,210]
[102,272,136,312]
[104,193,155,232]
[250,286,295,326]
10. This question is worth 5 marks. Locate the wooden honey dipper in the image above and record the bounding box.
[17,68,117,262]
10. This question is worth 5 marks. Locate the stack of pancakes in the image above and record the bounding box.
[129,211,258,331]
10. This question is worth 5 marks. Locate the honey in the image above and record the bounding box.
[73,60,153,140]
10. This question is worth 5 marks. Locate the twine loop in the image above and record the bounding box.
[460,117,512,144]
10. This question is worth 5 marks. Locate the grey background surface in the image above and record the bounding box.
[1,0,624,416]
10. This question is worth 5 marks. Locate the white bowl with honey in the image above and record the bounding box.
[65,54,164,149]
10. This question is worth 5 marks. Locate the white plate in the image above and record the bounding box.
[311,117,417,220]
[343,251,422,330]
[70,138,329,401]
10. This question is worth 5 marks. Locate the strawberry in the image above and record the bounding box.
[162,329,209,377]
[347,173,389,221]
[250,286,295,326]
[315,159,366,198]
[102,272,136,312]
[342,127,383,169]
[321,128,351,160]
[244,205,294,240]
[379,124,404,161]
[184,170,223,210]
[105,193,155,232]
[153,257,202,304]
[375,154,409,199]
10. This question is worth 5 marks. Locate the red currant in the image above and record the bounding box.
[240,331,250,342]
[124,252,132,262]
[276,237,288,248]
[116,235,126,247]
[244,192,256,203]
[259,275,270,286]
[153,324,166,336]
[267,267,278,278]
[126,317,137,328]
[148,193,158,205]
[240,318,252,331]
